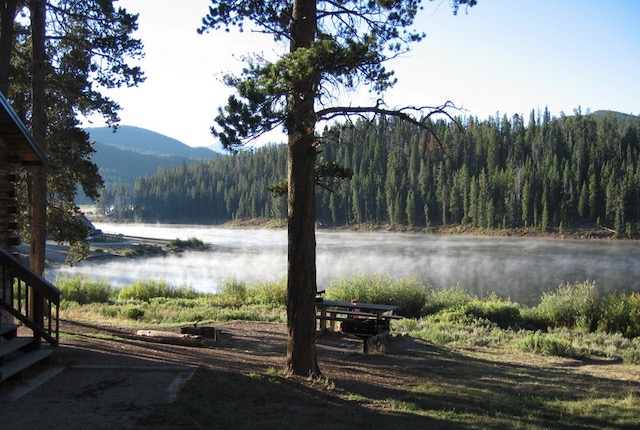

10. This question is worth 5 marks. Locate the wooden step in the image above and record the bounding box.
[0,336,34,358]
[0,348,53,382]
[0,323,18,338]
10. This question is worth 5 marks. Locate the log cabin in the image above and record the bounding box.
[0,92,60,382]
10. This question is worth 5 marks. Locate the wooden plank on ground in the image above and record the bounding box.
[134,330,204,347]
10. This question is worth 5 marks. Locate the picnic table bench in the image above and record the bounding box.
[315,299,402,353]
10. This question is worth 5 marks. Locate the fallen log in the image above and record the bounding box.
[133,329,204,347]
[180,325,219,340]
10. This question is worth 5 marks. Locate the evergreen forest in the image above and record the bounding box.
[103,109,640,236]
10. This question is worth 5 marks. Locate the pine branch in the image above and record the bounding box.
[316,101,463,160]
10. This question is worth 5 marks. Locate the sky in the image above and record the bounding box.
[83,0,640,150]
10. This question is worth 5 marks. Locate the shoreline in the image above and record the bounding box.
[221,218,636,241]
[18,235,178,267]
[81,205,636,241]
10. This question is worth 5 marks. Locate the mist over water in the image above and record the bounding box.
[47,223,640,306]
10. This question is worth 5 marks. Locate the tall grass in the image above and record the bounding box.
[423,285,473,315]
[55,274,117,305]
[217,278,287,307]
[325,273,428,318]
[118,279,200,302]
[247,278,287,306]
[54,273,640,362]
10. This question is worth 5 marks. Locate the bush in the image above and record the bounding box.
[121,305,145,320]
[457,294,522,329]
[325,273,428,318]
[118,279,199,302]
[598,292,640,338]
[519,331,574,357]
[534,281,600,331]
[218,278,248,306]
[519,306,550,331]
[55,275,117,305]
[170,237,208,249]
[247,279,287,306]
[422,285,473,316]
[623,347,640,365]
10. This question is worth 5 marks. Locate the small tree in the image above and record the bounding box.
[200,0,476,376]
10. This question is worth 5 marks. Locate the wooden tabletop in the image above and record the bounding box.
[316,299,399,312]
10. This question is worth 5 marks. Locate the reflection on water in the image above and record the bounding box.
[46,223,640,306]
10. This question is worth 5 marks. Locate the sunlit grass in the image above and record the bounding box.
[54,274,640,362]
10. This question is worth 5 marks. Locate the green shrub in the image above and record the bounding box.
[118,279,199,302]
[55,274,117,305]
[98,304,119,318]
[519,331,574,357]
[247,279,287,306]
[325,273,428,318]
[395,316,510,347]
[121,248,136,258]
[121,305,145,320]
[519,306,550,331]
[170,237,208,249]
[428,306,486,326]
[218,278,248,306]
[598,292,640,338]
[534,281,600,331]
[461,294,521,328]
[622,347,640,365]
[423,285,473,316]
[392,318,419,333]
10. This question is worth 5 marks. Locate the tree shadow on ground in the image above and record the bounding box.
[18,320,639,430]
[318,335,640,429]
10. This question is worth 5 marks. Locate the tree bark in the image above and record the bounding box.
[29,0,46,277]
[0,0,18,96]
[285,0,321,377]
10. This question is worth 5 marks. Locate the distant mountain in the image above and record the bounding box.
[589,110,639,131]
[86,125,218,159]
[80,126,221,203]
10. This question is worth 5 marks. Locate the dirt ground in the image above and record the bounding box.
[2,319,640,430]
[1,319,389,429]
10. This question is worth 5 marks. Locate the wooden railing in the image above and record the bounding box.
[0,248,60,347]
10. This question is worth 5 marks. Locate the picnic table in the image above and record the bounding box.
[316,298,402,354]
[315,299,401,352]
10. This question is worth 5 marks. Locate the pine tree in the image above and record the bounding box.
[199,0,476,376]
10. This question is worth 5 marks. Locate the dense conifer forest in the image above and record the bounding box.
[101,109,640,235]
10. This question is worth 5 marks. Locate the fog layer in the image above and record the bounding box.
[47,223,640,306]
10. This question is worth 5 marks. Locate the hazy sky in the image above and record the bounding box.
[84,0,640,150]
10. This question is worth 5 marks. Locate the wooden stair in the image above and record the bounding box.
[0,323,52,382]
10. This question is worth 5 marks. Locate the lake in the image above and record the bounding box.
[46,223,640,306]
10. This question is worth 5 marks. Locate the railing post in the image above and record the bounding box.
[1,265,11,326]
[28,287,44,349]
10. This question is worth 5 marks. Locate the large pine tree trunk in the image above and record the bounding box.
[285,0,320,377]
[0,0,18,96]
[286,129,319,376]
[29,0,47,335]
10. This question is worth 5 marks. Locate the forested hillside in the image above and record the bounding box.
[107,109,640,235]
[82,126,220,204]
[87,126,217,158]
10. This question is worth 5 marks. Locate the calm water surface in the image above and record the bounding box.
[47,223,640,306]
